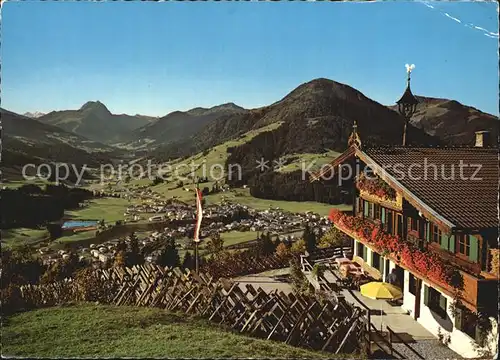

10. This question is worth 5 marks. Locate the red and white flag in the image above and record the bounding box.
[194,187,203,242]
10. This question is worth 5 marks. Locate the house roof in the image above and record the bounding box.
[311,145,499,230]
[363,147,498,229]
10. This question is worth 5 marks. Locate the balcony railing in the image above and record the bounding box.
[329,209,499,312]
[359,189,403,211]
[328,209,461,291]
[427,242,481,276]
[366,218,481,276]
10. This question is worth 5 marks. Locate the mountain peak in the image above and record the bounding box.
[275,77,369,107]
[212,102,245,111]
[80,100,111,114]
[186,102,245,116]
[23,111,46,118]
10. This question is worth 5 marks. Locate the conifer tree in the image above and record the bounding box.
[182,251,195,270]
[157,238,180,268]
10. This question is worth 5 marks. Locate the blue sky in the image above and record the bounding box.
[2,1,498,116]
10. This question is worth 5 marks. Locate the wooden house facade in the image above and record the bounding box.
[310,131,498,358]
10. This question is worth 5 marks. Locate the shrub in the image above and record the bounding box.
[152,176,164,185]
[182,251,195,270]
[256,232,276,256]
[302,225,317,253]
[74,268,117,303]
[312,263,326,279]
[291,239,306,255]
[289,258,313,295]
[114,250,126,268]
[157,238,180,268]
[275,242,290,258]
[1,285,24,315]
[206,232,224,255]
[318,227,349,248]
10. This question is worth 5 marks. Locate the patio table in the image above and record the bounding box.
[335,257,351,266]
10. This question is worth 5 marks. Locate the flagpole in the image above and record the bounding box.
[195,239,199,273]
[194,176,200,273]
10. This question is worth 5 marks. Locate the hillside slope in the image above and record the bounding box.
[124,102,246,150]
[38,101,157,144]
[152,78,438,161]
[3,304,339,358]
[1,108,120,174]
[390,96,499,145]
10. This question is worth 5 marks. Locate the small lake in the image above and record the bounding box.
[62,220,99,229]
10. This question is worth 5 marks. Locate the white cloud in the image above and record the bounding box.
[418,1,498,39]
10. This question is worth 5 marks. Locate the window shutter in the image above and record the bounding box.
[440,233,449,251]
[364,201,369,217]
[425,223,430,242]
[439,295,447,314]
[449,235,455,253]
[381,208,386,224]
[363,246,368,262]
[454,307,463,330]
[423,285,429,306]
[370,203,375,218]
[468,235,478,263]
[379,257,384,274]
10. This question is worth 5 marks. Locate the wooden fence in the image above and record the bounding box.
[17,264,369,354]
[201,253,291,279]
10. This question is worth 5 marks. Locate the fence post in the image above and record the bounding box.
[365,308,371,357]
[388,327,393,356]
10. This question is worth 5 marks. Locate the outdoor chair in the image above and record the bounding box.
[386,298,403,306]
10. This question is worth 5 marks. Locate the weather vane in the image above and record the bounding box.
[405,63,415,85]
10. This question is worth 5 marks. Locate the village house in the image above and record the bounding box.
[311,129,499,358]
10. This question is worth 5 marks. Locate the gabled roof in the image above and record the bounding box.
[311,145,498,230]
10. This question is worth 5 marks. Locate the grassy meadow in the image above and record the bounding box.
[2,304,343,358]
[1,228,49,250]
[65,197,132,223]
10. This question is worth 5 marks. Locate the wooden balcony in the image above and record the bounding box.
[359,189,403,211]
[462,271,498,312]
[333,218,495,312]
[427,242,482,276]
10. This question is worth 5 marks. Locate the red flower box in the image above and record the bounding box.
[356,173,397,201]
[328,209,459,289]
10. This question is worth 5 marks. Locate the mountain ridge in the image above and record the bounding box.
[38,101,157,144]
[23,111,46,118]
[122,103,248,149]
[1,108,120,178]
[150,77,497,163]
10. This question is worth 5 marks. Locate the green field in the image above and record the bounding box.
[92,122,347,218]
[158,122,284,181]
[1,228,49,250]
[2,304,344,358]
[279,151,342,173]
[1,178,52,189]
[220,230,259,246]
[150,185,349,217]
[65,197,132,223]
[206,188,350,216]
[51,230,97,247]
[3,123,348,252]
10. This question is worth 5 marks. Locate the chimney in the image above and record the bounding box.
[475,131,491,147]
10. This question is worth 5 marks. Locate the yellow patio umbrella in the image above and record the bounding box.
[360,281,403,332]
[360,282,403,300]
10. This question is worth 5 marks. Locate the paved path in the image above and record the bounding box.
[234,268,463,359]
[391,339,464,359]
[233,275,294,295]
